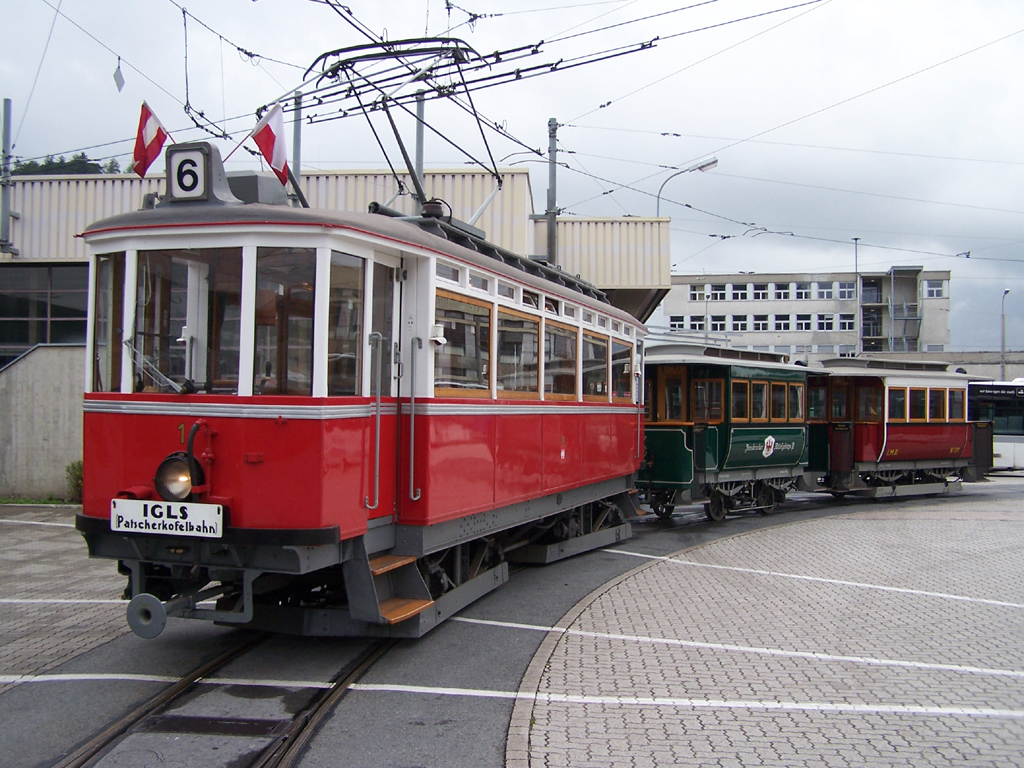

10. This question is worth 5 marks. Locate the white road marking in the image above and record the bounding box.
[452,617,1024,680]
[611,549,1024,609]
[0,518,75,529]
[349,683,1024,719]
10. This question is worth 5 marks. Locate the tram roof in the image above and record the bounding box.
[644,343,810,374]
[83,195,644,329]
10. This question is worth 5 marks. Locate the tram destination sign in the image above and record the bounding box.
[111,498,223,538]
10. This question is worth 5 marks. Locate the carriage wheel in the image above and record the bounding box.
[704,494,727,522]
[755,483,776,515]
[652,503,675,520]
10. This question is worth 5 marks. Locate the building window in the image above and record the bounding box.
[839,313,855,331]
[774,345,791,354]
[690,284,705,301]
[753,315,769,331]
[817,314,834,331]
[774,314,790,331]
[926,280,945,298]
[839,345,856,357]
[710,315,726,332]
[732,315,748,332]
[0,264,89,368]
[796,283,811,300]
[817,282,833,299]
[796,314,812,331]
[710,284,726,301]
[732,284,748,301]
[753,283,768,300]
[817,344,834,354]
[839,281,855,299]
[690,315,705,331]
[775,283,790,300]
[926,344,944,352]
[669,315,686,332]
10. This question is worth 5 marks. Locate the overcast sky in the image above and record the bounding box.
[5,0,1024,351]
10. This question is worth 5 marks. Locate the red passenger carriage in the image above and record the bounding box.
[77,143,645,638]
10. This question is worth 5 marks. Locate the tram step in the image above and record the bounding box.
[369,554,418,576]
[378,597,435,624]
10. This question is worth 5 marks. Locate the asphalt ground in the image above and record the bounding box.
[2,476,1023,768]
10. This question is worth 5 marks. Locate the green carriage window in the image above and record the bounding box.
[731,380,749,421]
[692,379,723,422]
[789,383,805,421]
[771,383,787,420]
[751,381,768,421]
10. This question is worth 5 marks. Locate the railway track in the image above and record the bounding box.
[53,633,393,768]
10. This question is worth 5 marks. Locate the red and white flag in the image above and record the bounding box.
[252,103,289,186]
[129,102,168,178]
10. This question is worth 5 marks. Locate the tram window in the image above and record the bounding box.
[856,386,882,422]
[582,333,608,398]
[434,290,491,395]
[771,383,787,421]
[255,247,315,396]
[545,321,578,398]
[731,380,749,421]
[496,309,539,396]
[92,253,125,392]
[436,262,460,283]
[135,247,243,394]
[888,388,907,421]
[909,388,928,421]
[644,377,655,421]
[751,381,768,421]
[522,290,540,309]
[929,389,946,421]
[327,252,364,396]
[692,379,723,422]
[807,381,828,421]
[949,389,965,420]
[611,341,633,400]
[789,383,805,421]
[831,384,849,420]
[665,378,684,421]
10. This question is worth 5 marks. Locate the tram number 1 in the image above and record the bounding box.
[178,423,186,445]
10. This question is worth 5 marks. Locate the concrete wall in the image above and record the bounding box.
[0,345,84,498]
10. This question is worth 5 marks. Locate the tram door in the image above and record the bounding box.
[365,258,401,520]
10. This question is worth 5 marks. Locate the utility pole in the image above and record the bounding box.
[546,117,558,266]
[853,237,860,353]
[415,91,425,182]
[292,91,303,207]
[1,98,18,256]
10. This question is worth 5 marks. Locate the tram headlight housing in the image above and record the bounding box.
[154,452,202,502]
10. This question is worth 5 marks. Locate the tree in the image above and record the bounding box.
[12,152,103,175]
[102,158,122,174]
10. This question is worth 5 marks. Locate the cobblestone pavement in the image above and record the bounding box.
[508,487,1024,768]
[0,505,127,695]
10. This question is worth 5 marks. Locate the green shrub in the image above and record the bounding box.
[66,459,84,503]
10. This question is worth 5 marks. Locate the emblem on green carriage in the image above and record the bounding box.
[762,435,776,458]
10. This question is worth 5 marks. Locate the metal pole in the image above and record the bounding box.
[853,237,860,353]
[546,117,558,265]
[415,91,425,182]
[1002,289,1010,381]
[291,91,302,208]
[1,98,15,255]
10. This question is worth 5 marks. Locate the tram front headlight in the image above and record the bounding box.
[154,452,193,501]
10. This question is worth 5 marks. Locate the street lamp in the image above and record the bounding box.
[1002,288,1011,381]
[656,157,718,217]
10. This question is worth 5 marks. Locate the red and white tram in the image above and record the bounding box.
[808,359,979,496]
[76,143,645,638]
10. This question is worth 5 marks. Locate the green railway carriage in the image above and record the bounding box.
[641,344,811,521]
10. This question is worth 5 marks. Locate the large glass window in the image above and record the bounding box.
[133,248,243,394]
[692,379,723,422]
[789,383,805,421]
[545,321,577,398]
[327,252,364,396]
[929,389,946,421]
[949,389,965,421]
[888,388,907,421]
[808,380,827,421]
[751,381,768,421]
[771,383,787,420]
[611,340,633,400]
[857,385,882,422]
[731,380,749,420]
[909,388,928,421]
[496,309,538,396]
[434,290,491,394]
[582,334,608,398]
[254,247,315,395]
[92,254,125,392]
[831,383,849,420]
[1,264,88,368]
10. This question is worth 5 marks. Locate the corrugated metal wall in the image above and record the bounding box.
[3,168,536,262]
[538,217,671,289]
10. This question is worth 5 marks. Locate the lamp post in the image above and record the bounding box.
[1002,289,1010,381]
[656,157,718,217]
